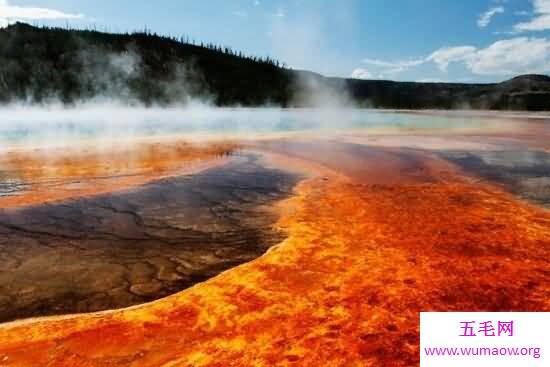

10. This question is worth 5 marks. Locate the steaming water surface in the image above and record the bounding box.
[0,107,504,148]
[0,107,549,323]
[1,107,548,201]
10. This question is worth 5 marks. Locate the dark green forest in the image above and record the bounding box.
[1,23,550,110]
[0,23,293,106]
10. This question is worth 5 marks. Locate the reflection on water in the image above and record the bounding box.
[0,141,238,208]
[440,150,550,207]
[0,173,28,197]
[475,150,550,168]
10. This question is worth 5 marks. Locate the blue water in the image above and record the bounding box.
[0,107,501,147]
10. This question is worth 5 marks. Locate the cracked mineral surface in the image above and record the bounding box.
[0,153,299,322]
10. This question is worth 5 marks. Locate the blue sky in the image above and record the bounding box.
[1,0,550,82]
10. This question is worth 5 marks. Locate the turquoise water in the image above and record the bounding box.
[0,107,502,147]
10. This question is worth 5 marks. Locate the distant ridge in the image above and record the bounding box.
[1,23,549,110]
[507,74,550,83]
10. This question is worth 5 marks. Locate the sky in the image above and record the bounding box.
[1,0,550,83]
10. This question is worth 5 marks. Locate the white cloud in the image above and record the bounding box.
[427,46,476,72]
[0,0,84,27]
[352,57,425,80]
[466,37,550,74]
[357,35,550,79]
[415,78,449,83]
[477,6,504,28]
[254,0,261,6]
[350,68,373,79]
[514,0,550,31]
[362,57,425,74]
[415,77,472,83]
[427,37,550,75]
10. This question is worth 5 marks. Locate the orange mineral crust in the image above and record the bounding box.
[0,141,237,208]
[0,144,549,366]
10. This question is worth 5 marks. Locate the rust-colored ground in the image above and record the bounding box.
[0,139,548,366]
[0,141,237,208]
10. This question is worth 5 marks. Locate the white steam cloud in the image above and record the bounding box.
[0,103,377,152]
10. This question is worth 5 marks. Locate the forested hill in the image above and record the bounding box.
[0,23,293,106]
[1,22,550,110]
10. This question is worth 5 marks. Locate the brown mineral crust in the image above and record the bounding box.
[0,153,299,322]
